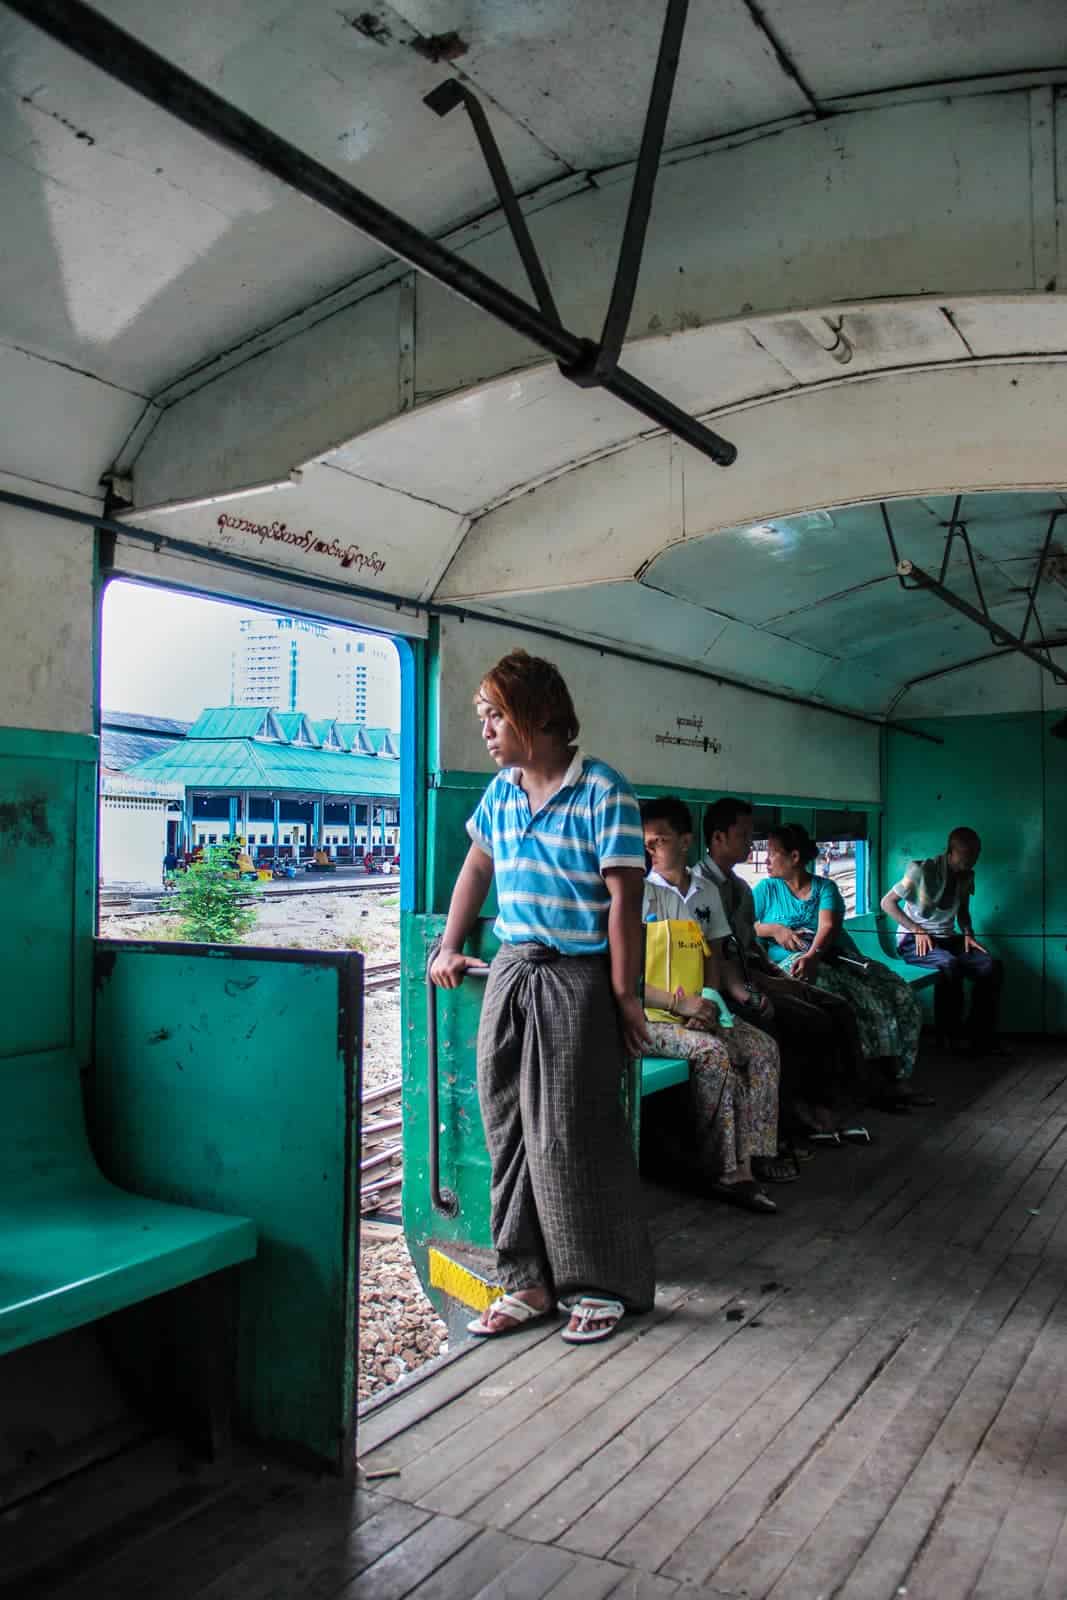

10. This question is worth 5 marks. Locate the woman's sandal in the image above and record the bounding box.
[467,1292,556,1337]
[559,1297,626,1344]
[709,1178,777,1213]
[751,1149,800,1183]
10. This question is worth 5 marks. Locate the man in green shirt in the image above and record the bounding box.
[880,827,1003,1053]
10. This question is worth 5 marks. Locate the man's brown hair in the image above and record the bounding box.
[476,649,580,754]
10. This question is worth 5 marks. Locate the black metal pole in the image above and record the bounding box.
[1020,508,1066,643]
[593,0,689,379]
[424,79,563,331]
[5,0,736,466]
[896,559,1067,687]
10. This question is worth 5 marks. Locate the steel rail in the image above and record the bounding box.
[5,0,736,467]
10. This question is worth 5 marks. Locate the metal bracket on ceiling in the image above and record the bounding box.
[422,0,734,430]
[6,0,736,469]
[880,498,1067,688]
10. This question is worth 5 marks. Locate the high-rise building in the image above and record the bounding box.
[232,615,399,726]
[330,634,397,725]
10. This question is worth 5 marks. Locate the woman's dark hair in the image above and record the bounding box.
[703,796,753,849]
[767,822,817,867]
[640,796,694,835]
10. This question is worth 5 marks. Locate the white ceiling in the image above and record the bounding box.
[4,0,1067,400]
[5,0,1067,720]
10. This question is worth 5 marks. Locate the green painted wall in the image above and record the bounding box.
[0,726,97,1070]
[886,712,1064,1033]
[91,943,362,1471]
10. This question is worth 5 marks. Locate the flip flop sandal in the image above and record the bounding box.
[709,1179,777,1214]
[560,1297,625,1344]
[752,1151,800,1183]
[809,1129,843,1147]
[467,1292,555,1338]
[840,1125,873,1145]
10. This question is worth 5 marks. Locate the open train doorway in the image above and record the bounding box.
[98,577,446,1401]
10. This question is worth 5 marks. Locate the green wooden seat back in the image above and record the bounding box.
[0,1050,256,1357]
[1,1051,98,1192]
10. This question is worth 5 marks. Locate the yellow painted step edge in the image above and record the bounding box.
[427,1246,503,1313]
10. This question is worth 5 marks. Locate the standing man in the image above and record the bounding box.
[430,649,654,1344]
[881,827,1003,1053]
[702,797,867,1134]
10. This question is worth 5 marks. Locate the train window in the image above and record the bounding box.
[734,806,869,916]
[813,811,869,916]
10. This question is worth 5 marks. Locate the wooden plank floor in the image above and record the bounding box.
[17,1040,1067,1600]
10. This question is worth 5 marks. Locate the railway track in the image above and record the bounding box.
[360,961,404,1215]
[363,959,402,994]
[360,1073,403,1217]
[101,878,398,918]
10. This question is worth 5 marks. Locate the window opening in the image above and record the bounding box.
[734,805,869,915]
[100,579,441,1401]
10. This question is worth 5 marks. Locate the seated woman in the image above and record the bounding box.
[641,797,786,1212]
[753,824,926,1107]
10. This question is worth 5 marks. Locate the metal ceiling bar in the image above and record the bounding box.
[937,495,963,585]
[889,629,1067,713]
[423,79,563,330]
[586,0,689,382]
[5,0,736,467]
[895,557,1067,687]
[1020,507,1065,642]
[880,501,912,588]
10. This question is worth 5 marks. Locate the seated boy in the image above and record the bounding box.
[641,797,785,1210]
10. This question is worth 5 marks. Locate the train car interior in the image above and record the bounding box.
[3,1,1067,1595]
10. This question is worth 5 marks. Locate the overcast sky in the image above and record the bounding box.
[101,579,398,722]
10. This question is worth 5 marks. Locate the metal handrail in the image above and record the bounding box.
[426,943,489,1218]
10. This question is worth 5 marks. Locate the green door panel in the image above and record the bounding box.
[401,914,499,1300]
[92,941,361,1472]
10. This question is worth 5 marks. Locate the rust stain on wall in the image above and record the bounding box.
[0,795,54,848]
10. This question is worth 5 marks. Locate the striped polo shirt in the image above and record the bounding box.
[466,749,646,954]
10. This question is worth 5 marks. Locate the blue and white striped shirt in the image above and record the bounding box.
[466,750,646,955]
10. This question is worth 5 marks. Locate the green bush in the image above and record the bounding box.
[174,844,259,944]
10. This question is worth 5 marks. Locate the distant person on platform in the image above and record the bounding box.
[881,827,1004,1054]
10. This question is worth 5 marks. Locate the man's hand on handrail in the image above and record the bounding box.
[430,948,490,988]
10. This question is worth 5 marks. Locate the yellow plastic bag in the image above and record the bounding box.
[644,918,710,1023]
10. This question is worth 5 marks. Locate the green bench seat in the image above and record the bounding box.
[847,924,939,991]
[1,1050,256,1360]
[640,1057,690,1096]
